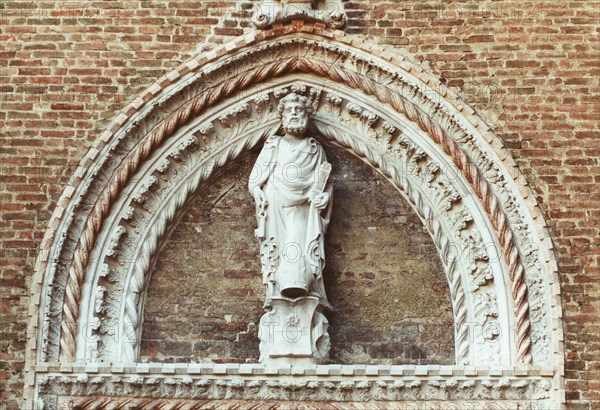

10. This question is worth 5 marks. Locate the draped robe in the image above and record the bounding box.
[249,134,332,310]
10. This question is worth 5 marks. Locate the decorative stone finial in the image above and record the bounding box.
[252,0,346,30]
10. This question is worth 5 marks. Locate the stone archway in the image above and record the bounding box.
[25,23,564,409]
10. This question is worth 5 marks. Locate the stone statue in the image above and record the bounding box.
[249,92,333,364]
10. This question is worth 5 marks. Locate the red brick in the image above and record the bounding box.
[464,35,495,43]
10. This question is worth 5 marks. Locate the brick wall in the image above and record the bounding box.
[1,1,598,408]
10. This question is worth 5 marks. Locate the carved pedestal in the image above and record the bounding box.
[259,296,330,365]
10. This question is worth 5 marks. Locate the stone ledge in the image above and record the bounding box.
[34,363,557,378]
[37,369,555,404]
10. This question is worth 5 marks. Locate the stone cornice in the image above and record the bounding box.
[39,365,555,404]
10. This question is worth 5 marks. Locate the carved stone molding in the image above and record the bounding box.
[25,22,564,409]
[60,399,549,410]
[35,365,553,408]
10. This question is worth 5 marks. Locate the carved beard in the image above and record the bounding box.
[283,117,308,136]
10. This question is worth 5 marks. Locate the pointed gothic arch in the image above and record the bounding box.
[25,23,564,408]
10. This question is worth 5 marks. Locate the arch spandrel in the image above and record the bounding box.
[26,23,564,409]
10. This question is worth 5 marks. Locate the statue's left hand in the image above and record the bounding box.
[311,192,330,210]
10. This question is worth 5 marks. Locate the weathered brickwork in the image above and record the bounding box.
[0,1,598,408]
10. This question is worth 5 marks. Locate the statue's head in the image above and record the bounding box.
[278,93,314,137]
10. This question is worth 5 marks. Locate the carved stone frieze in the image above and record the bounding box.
[52,398,551,410]
[38,371,551,403]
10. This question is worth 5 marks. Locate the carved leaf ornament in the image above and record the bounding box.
[25,23,564,408]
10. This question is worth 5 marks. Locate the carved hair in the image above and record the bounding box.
[277,93,315,117]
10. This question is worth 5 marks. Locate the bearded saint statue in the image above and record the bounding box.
[248,93,333,312]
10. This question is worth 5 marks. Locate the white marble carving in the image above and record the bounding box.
[252,0,346,29]
[250,93,332,364]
